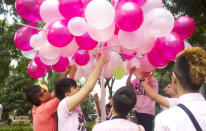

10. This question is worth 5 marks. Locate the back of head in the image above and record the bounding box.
[174,47,206,91]
[55,78,77,100]
[26,85,41,106]
[112,86,136,116]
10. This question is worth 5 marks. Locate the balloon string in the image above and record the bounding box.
[17,22,47,32]
[90,46,142,58]
[114,0,119,8]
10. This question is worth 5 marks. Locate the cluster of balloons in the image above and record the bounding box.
[14,0,195,79]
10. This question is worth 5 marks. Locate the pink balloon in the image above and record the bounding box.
[121,51,136,60]
[14,23,38,51]
[83,0,91,8]
[75,32,98,50]
[52,56,69,72]
[27,60,45,79]
[172,16,195,40]
[115,2,143,32]
[74,50,90,66]
[148,45,168,67]
[114,24,120,35]
[34,51,49,67]
[59,0,84,20]
[156,32,184,61]
[118,0,146,7]
[140,55,155,72]
[15,0,43,21]
[47,20,74,47]
[45,66,51,73]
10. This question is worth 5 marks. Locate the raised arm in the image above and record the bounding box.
[142,82,169,108]
[93,93,101,117]
[126,67,135,86]
[61,66,71,79]
[67,54,107,111]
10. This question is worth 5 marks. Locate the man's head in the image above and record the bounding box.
[55,78,80,100]
[26,85,51,106]
[112,86,136,116]
[172,47,206,92]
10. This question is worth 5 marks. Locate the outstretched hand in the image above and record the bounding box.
[129,67,136,75]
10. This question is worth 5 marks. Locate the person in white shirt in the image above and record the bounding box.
[154,47,206,131]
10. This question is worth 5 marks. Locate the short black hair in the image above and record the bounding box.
[55,78,77,100]
[112,86,136,116]
[26,85,41,106]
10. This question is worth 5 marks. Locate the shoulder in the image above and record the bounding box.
[93,119,141,131]
[58,97,68,110]
[155,106,183,122]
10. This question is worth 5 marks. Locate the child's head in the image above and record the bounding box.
[26,85,51,106]
[55,78,79,100]
[112,86,136,116]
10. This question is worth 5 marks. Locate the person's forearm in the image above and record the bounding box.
[66,60,105,111]
[126,74,132,86]
[94,100,101,117]
[61,71,69,79]
[69,70,76,79]
[142,82,169,108]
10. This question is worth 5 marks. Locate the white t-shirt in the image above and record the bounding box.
[93,119,145,131]
[57,97,86,131]
[155,93,206,131]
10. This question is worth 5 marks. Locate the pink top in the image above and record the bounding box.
[32,98,59,131]
[93,119,145,131]
[57,97,86,131]
[131,77,158,115]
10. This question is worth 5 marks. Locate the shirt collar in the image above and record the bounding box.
[178,93,205,104]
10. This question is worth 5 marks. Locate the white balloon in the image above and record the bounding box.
[21,49,37,59]
[30,34,46,50]
[82,56,97,78]
[39,54,59,65]
[143,8,174,37]
[60,39,79,57]
[103,52,123,78]
[142,0,163,14]
[68,17,88,36]
[39,40,61,60]
[74,65,83,80]
[88,23,115,42]
[40,0,64,23]
[85,0,115,29]
[127,57,140,70]
[118,30,139,49]
[123,61,129,75]
[106,35,121,52]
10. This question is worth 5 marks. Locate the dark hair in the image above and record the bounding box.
[112,86,136,116]
[174,47,206,91]
[55,78,77,100]
[106,103,112,112]
[26,85,41,106]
